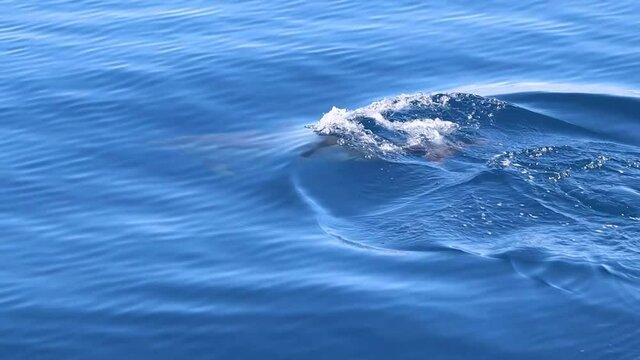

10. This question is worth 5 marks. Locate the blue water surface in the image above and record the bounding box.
[1,1,640,359]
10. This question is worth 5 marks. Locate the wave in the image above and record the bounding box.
[296,90,640,282]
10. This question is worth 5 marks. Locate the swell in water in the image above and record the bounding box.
[295,91,640,289]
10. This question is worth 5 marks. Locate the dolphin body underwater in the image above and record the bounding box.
[302,93,506,162]
[301,134,461,161]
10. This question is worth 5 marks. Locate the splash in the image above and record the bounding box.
[308,93,506,160]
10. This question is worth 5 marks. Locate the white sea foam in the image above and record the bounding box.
[386,118,458,146]
[310,93,478,157]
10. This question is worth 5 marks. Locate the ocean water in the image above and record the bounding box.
[1,1,640,359]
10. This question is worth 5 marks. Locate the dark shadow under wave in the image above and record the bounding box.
[498,92,640,146]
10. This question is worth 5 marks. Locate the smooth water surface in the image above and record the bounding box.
[1,1,640,359]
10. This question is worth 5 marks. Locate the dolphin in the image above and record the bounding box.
[302,133,464,162]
